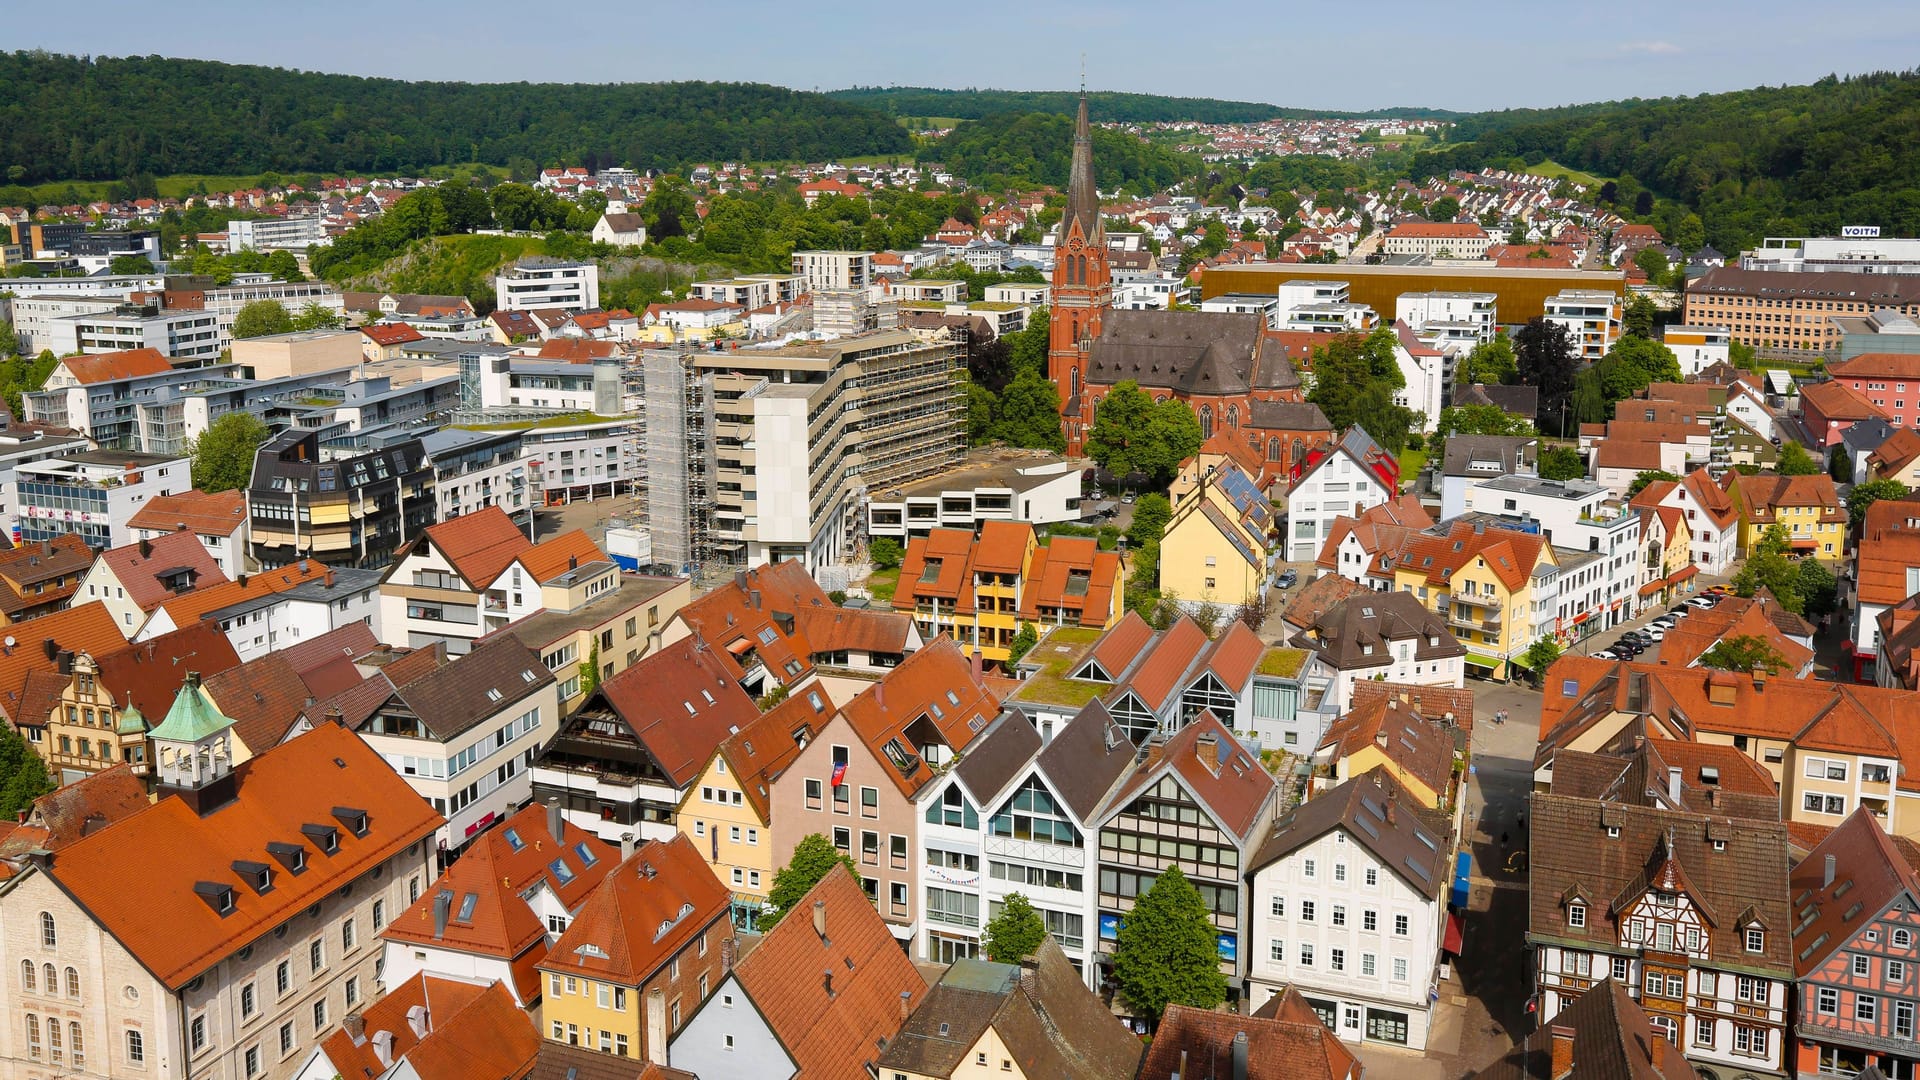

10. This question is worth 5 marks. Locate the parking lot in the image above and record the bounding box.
[1575,584,1735,664]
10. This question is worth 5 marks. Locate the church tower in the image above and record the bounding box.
[1048,91,1112,455]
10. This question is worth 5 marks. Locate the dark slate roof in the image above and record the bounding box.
[390,634,554,740]
[1035,700,1137,822]
[1087,310,1268,395]
[1842,416,1899,454]
[1442,435,1538,478]
[1247,399,1332,433]
[1248,770,1449,897]
[953,709,1043,806]
[1456,382,1540,419]
[1289,590,1464,672]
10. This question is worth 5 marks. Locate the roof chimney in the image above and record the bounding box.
[645,988,667,1066]
[823,968,836,998]
[546,797,563,843]
[1549,1023,1575,1079]
[371,1029,395,1068]
[751,589,763,610]
[138,537,151,559]
[1667,766,1682,805]
[431,891,451,939]
[405,1004,429,1040]
[1753,665,1768,688]
[899,989,914,1021]
[1824,854,1837,888]
[343,1012,365,1045]
[620,832,635,861]
[1231,1031,1249,1080]
[568,554,578,571]
[1385,800,1396,826]
[813,899,828,943]
[1375,728,1389,748]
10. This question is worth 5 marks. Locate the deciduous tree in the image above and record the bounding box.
[1515,317,1578,434]
[186,412,270,493]
[764,834,860,929]
[982,892,1047,962]
[1085,382,1202,488]
[1538,445,1585,480]
[1847,479,1910,528]
[1628,470,1681,497]
[1698,634,1789,673]
[1306,327,1413,455]
[232,299,293,339]
[869,537,904,571]
[1111,865,1226,1026]
[0,722,52,818]
[1776,442,1821,476]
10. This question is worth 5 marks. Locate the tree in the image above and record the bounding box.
[579,640,601,698]
[1426,195,1460,222]
[763,834,860,929]
[1732,527,1805,614]
[991,371,1066,451]
[1830,444,1852,482]
[1305,327,1413,455]
[1675,213,1706,255]
[1458,336,1517,386]
[186,412,270,492]
[109,253,154,274]
[1776,441,1821,476]
[1628,470,1682,497]
[1085,382,1203,489]
[1431,403,1535,468]
[966,383,998,444]
[1126,493,1173,548]
[1799,558,1838,619]
[641,174,697,240]
[263,249,304,282]
[1538,445,1585,481]
[1111,865,1226,1025]
[0,721,53,819]
[290,302,342,331]
[1236,589,1271,632]
[869,537,904,571]
[1698,634,1789,673]
[1521,636,1563,676]
[1848,479,1910,528]
[1633,249,1670,290]
[1595,335,1682,404]
[1514,318,1578,434]
[1623,294,1659,339]
[982,892,1047,963]
[0,319,16,358]
[232,299,293,339]
[1006,623,1039,666]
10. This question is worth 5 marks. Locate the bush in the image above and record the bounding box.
[869,537,904,570]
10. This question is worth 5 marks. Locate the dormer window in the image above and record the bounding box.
[331,807,370,837]
[232,861,273,895]
[193,882,236,916]
[1568,902,1586,929]
[267,841,308,874]
[1745,928,1764,953]
[301,823,340,854]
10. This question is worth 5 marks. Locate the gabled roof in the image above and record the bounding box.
[538,834,729,985]
[1035,701,1137,822]
[1469,978,1688,1080]
[1675,467,1740,529]
[1868,427,1920,480]
[1829,352,1920,380]
[581,637,760,787]
[92,622,242,722]
[1250,769,1447,896]
[1018,536,1121,627]
[1316,695,1457,799]
[952,710,1043,807]
[384,803,618,984]
[510,529,608,586]
[1799,378,1887,422]
[1115,617,1210,711]
[712,684,837,825]
[1285,571,1367,631]
[318,976,538,1080]
[1791,806,1920,974]
[1543,741,1779,823]
[0,601,126,724]
[1086,610,1154,681]
[840,637,1002,799]
[1146,993,1357,1080]
[149,559,336,630]
[126,488,249,538]
[1724,471,1844,521]
[315,975,492,1080]
[43,723,444,988]
[1396,519,1546,592]
[401,505,531,590]
[714,865,927,1079]
[1857,496,1920,606]
[671,561,819,689]
[1110,712,1275,843]
[57,347,173,384]
[0,764,149,875]
[381,634,555,742]
[1291,590,1464,671]
[96,530,227,613]
[1655,596,1814,674]
[1312,496,1432,577]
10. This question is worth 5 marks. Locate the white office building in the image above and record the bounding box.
[495,259,601,312]
[228,215,329,252]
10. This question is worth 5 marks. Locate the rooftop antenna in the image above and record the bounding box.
[1080,54,1086,95]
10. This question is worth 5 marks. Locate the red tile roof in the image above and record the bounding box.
[1725,471,1844,523]
[97,530,228,614]
[972,520,1034,575]
[361,323,426,346]
[1828,353,1920,380]
[1087,610,1154,680]
[536,338,617,362]
[722,865,927,1079]
[538,834,730,985]
[1112,712,1274,842]
[591,637,762,787]
[1018,537,1121,628]
[58,347,173,384]
[1790,808,1920,977]
[711,685,837,825]
[150,559,337,629]
[126,488,249,538]
[44,723,444,988]
[1386,222,1487,238]
[672,562,819,688]
[0,601,126,724]
[1799,378,1887,422]
[840,636,1003,798]
[1120,617,1208,711]
[1857,497,1920,606]
[407,505,531,589]
[319,976,538,1080]
[93,621,242,720]
[514,529,608,585]
[1146,994,1357,1080]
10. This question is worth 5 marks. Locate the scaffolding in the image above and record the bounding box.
[641,347,718,579]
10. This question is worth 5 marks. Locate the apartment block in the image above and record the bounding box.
[495,259,601,312]
[1543,289,1623,360]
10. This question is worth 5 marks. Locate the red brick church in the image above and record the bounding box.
[1048,96,1331,486]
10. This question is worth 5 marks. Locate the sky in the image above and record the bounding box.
[15,0,1920,113]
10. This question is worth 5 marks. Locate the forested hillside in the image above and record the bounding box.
[0,52,912,182]
[925,113,1192,194]
[830,86,1462,124]
[1422,70,1920,250]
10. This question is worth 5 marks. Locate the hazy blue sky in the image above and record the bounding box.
[15,0,1920,112]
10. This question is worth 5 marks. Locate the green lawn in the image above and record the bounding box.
[1527,160,1604,187]
[1398,447,1428,486]
[19,164,511,204]
[458,412,624,432]
[866,567,900,604]
[1010,626,1106,707]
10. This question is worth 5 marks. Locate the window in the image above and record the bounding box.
[67,1022,82,1067]
[1270,897,1285,918]
[1392,957,1409,982]
[1301,901,1316,923]
[313,999,327,1030]
[1816,987,1838,1015]
[126,1028,143,1064]
[1890,960,1907,983]
[1394,914,1409,936]
[1735,975,1765,1003]
[1611,956,1629,981]
[1365,867,1377,887]
[1330,948,1345,971]
[1897,929,1914,948]
[805,779,823,810]
[190,1015,207,1052]
[1733,1024,1766,1056]
[276,961,291,995]
[1299,943,1314,966]
[342,919,356,951]
[26,1015,40,1060]
[1896,1001,1915,1040]
[1744,927,1763,953]
[241,983,256,1018]
[1303,858,1316,879]
[1854,955,1871,978]
[1270,939,1286,961]
[1332,905,1346,927]
[860,786,879,817]
[1693,1019,1715,1047]
[279,1023,294,1056]
[1803,792,1846,815]
[989,777,1078,845]
[309,940,325,973]
[373,900,386,930]
[40,911,55,947]
[1857,996,1879,1023]
[1568,903,1586,928]
[1363,910,1377,931]
[20,960,32,992]
[1362,953,1376,976]
[1334,863,1347,883]
[245,1045,259,1077]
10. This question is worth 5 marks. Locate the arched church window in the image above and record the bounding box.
[1199,405,1214,440]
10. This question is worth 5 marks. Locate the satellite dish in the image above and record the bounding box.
[3,637,14,649]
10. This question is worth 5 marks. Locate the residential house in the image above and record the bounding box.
[912,702,1137,977]
[1246,771,1454,1050]
[1312,684,1469,812]
[360,323,427,361]
[380,507,532,655]
[1439,436,1539,522]
[1867,428,1920,486]
[1851,497,1920,679]
[1093,713,1279,1005]
[675,686,836,918]
[77,531,227,633]
[770,638,1002,939]
[667,865,928,1080]
[0,535,95,625]
[1161,458,1274,612]
[592,212,646,248]
[135,559,364,657]
[1629,468,1742,577]
[1467,978,1690,1080]
[1655,594,1815,677]
[126,488,251,576]
[1633,503,1697,611]
[892,521,1123,668]
[1464,476,1646,634]
[496,569,691,714]
[0,720,441,1080]
[0,764,150,878]
[248,428,434,570]
[1390,520,1556,679]
[1874,595,1920,692]
[1721,471,1846,562]
[1314,497,1434,592]
[200,622,382,756]
[1527,789,1792,1076]
[1789,808,1920,1080]
[537,834,731,1062]
[0,600,127,739]
[1285,427,1400,562]
[1827,353,1920,431]
[14,448,192,550]
[1142,991,1362,1080]
[874,939,1141,1080]
[335,634,561,852]
[39,622,241,783]
[291,975,540,1080]
[1289,591,1466,716]
[1801,380,1891,450]
[531,636,760,845]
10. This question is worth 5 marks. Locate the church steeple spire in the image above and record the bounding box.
[1063,90,1102,243]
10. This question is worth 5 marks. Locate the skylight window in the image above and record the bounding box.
[550,858,576,885]
[456,892,479,922]
[503,829,524,852]
[574,842,599,867]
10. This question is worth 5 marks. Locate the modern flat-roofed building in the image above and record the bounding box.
[1661,324,1732,377]
[13,448,190,550]
[248,428,434,569]
[228,215,329,252]
[42,302,222,362]
[494,259,600,312]
[1200,263,1626,326]
[791,249,872,292]
[1543,289,1623,360]
[867,450,1084,540]
[1685,266,1920,354]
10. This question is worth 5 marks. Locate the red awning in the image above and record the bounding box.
[1790,538,1818,549]
[725,637,754,655]
[1667,565,1700,584]
[1572,612,1591,625]
[1443,913,1466,954]
[1638,580,1667,597]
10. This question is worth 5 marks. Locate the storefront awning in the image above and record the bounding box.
[1638,579,1667,597]
[1790,537,1818,549]
[1667,565,1700,584]
[1463,653,1503,669]
[1443,912,1466,955]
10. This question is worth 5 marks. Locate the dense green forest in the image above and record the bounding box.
[829,86,1463,124]
[1415,70,1920,250]
[0,51,912,182]
[924,113,1193,194]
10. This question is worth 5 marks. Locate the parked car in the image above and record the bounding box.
[1686,596,1717,609]
[1620,630,1652,643]
[1276,568,1299,589]
[1614,640,1645,656]
[1649,617,1679,631]
[1640,626,1666,641]
[1593,649,1621,661]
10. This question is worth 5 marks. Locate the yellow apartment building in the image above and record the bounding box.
[1722,471,1846,562]
[1392,521,1556,678]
